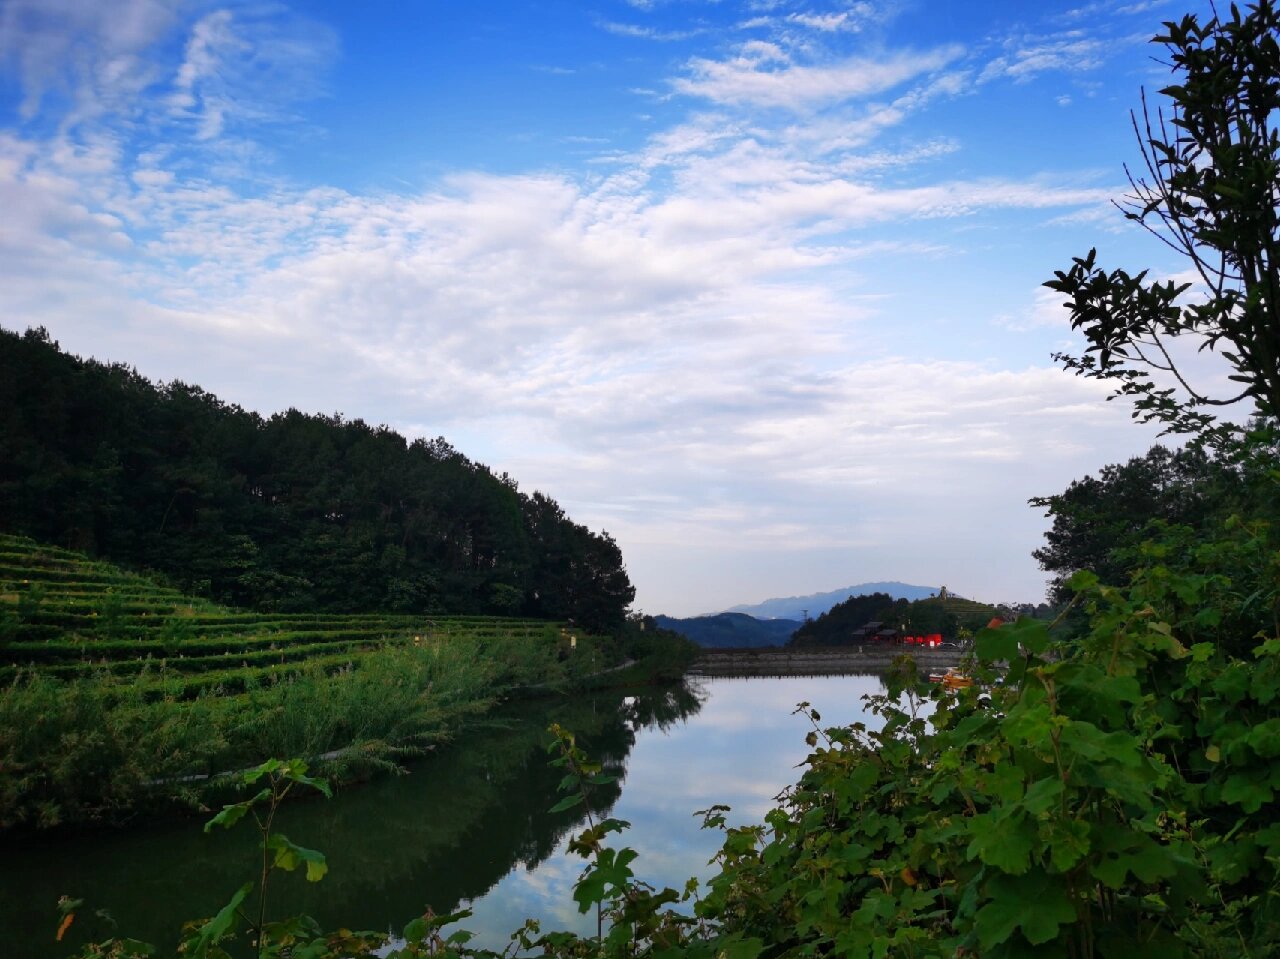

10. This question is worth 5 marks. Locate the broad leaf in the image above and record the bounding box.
[203,789,270,833]
[185,882,251,958]
[265,833,329,882]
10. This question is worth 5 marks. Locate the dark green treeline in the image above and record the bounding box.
[0,326,633,630]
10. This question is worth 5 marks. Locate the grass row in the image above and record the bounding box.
[0,632,622,830]
[0,533,631,831]
[0,534,566,682]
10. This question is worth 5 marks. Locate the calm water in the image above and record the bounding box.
[3,673,891,956]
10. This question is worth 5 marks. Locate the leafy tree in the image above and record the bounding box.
[788,592,900,646]
[1046,1,1280,434]
[0,327,634,628]
[1030,442,1226,601]
[789,593,979,646]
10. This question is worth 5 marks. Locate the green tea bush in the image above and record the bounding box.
[0,629,621,829]
[0,668,227,829]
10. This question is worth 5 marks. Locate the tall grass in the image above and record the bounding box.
[0,635,595,831]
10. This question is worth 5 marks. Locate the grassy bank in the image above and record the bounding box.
[0,535,687,831]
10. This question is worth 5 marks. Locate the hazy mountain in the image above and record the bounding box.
[652,612,801,648]
[724,582,939,621]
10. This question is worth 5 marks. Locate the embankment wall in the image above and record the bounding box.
[689,646,964,677]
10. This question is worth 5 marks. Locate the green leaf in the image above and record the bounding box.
[403,908,471,944]
[185,882,251,958]
[1247,719,1280,758]
[976,872,1075,949]
[549,794,584,813]
[1066,569,1099,592]
[203,789,270,833]
[572,847,637,912]
[1045,817,1091,872]
[287,772,333,799]
[967,811,1034,874]
[242,758,283,785]
[1022,776,1064,815]
[1005,617,1051,655]
[108,939,154,957]
[716,935,765,959]
[1092,826,1178,888]
[1221,771,1274,813]
[975,626,1019,663]
[265,833,329,882]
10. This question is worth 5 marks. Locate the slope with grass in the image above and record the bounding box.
[0,533,671,831]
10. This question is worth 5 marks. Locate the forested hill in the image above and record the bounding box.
[789,591,997,646]
[727,581,937,620]
[0,326,634,630]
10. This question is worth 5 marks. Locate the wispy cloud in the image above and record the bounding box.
[600,20,706,41]
[673,43,963,109]
[0,0,1181,612]
[0,0,176,123]
[166,8,338,142]
[980,33,1110,84]
[786,4,878,33]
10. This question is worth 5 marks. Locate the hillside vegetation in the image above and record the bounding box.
[0,326,633,632]
[0,533,651,830]
[788,591,999,646]
[0,533,564,694]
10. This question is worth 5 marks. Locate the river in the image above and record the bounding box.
[3,672,900,956]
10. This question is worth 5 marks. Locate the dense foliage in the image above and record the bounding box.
[1031,425,1280,605]
[60,544,1280,957]
[0,627,607,831]
[0,535,695,832]
[0,326,633,631]
[1031,442,1224,603]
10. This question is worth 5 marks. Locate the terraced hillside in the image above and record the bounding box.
[0,533,568,697]
[939,594,999,624]
[0,533,631,830]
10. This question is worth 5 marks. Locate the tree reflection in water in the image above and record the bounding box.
[0,682,706,959]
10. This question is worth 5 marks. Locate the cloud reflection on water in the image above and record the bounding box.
[459,673,893,946]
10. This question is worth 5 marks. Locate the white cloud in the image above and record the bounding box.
[0,0,175,122]
[673,44,963,109]
[786,4,877,33]
[996,285,1074,332]
[600,20,704,41]
[0,0,1190,615]
[981,35,1108,84]
[167,8,339,143]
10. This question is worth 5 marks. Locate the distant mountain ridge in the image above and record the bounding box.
[652,612,801,648]
[724,582,939,622]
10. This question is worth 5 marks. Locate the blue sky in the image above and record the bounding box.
[0,0,1226,615]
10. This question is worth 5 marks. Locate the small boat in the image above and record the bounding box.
[928,668,974,689]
